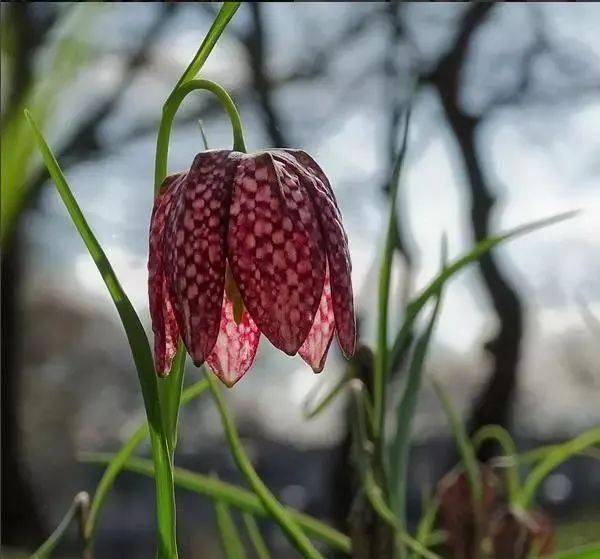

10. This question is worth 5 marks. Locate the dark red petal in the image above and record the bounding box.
[228,153,326,355]
[275,150,356,357]
[206,299,261,387]
[148,173,184,375]
[164,150,237,366]
[299,267,335,372]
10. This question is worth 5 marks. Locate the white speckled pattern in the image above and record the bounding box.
[148,148,355,385]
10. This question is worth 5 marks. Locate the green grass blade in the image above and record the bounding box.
[171,2,240,95]
[157,342,187,453]
[360,469,441,559]
[389,211,578,371]
[215,499,248,559]
[204,371,325,559]
[432,381,482,506]
[31,493,88,559]
[374,106,412,442]
[303,370,354,420]
[389,292,443,522]
[411,496,439,559]
[517,443,600,465]
[84,379,209,547]
[25,110,178,558]
[518,427,600,509]
[547,543,600,559]
[243,513,271,559]
[472,425,520,504]
[81,454,351,554]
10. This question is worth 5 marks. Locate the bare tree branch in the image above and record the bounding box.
[243,3,291,147]
[425,2,526,457]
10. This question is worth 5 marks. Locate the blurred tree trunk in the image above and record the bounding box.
[1,3,50,547]
[245,3,291,148]
[2,233,46,547]
[1,4,176,548]
[427,2,524,458]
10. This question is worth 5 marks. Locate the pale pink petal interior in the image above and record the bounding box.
[206,298,261,387]
[299,268,335,373]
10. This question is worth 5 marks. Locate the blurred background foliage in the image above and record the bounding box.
[1,3,599,557]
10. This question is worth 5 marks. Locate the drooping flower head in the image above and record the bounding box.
[149,149,355,386]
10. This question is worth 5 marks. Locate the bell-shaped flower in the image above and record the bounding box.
[149,149,355,386]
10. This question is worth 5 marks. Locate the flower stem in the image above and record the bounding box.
[154,79,246,193]
[204,370,325,559]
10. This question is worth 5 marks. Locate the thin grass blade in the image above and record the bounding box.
[303,370,354,420]
[518,427,600,509]
[80,454,351,554]
[243,513,271,559]
[547,543,600,559]
[31,493,88,559]
[215,499,248,559]
[389,211,578,371]
[25,110,177,558]
[389,291,443,526]
[432,381,482,506]
[204,371,325,559]
[411,495,439,559]
[84,379,208,546]
[374,105,412,442]
[171,2,241,95]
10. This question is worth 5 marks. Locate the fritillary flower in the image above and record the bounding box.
[149,149,355,386]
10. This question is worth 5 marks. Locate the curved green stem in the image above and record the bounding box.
[362,470,441,559]
[243,513,271,559]
[31,492,89,559]
[472,425,520,504]
[154,78,246,192]
[518,427,600,509]
[204,370,325,559]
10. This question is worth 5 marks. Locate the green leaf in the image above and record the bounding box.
[243,513,271,559]
[547,543,600,559]
[81,454,352,555]
[517,443,600,465]
[360,468,441,559]
[518,427,600,509]
[25,110,178,559]
[389,291,443,523]
[84,379,209,547]
[373,105,412,441]
[214,499,248,559]
[157,342,187,453]
[204,371,325,559]
[302,369,354,420]
[411,495,439,559]
[170,2,241,95]
[389,211,579,372]
[432,381,482,506]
